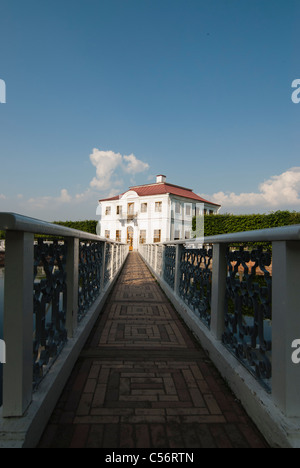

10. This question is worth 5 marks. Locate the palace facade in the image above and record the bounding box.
[97,175,220,250]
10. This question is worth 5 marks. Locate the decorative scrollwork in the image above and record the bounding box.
[78,241,103,322]
[179,247,212,328]
[164,246,176,289]
[222,245,272,392]
[33,240,68,389]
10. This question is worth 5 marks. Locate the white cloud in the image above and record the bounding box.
[0,194,6,200]
[123,153,150,174]
[59,189,72,203]
[89,148,149,191]
[201,167,300,214]
[28,189,72,210]
[89,149,123,191]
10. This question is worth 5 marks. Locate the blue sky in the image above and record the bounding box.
[0,0,299,220]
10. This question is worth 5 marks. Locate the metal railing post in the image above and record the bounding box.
[174,244,184,297]
[153,245,157,273]
[210,243,228,340]
[66,237,79,338]
[272,240,300,417]
[110,243,114,282]
[100,241,106,291]
[161,245,166,280]
[3,231,34,417]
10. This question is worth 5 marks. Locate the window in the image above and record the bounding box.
[175,202,181,214]
[105,206,111,216]
[141,203,147,213]
[174,230,180,240]
[185,231,190,239]
[116,230,121,242]
[155,201,162,212]
[127,202,135,219]
[139,230,147,244]
[153,229,161,243]
[128,202,134,214]
[116,205,122,215]
[185,204,191,216]
[105,230,110,239]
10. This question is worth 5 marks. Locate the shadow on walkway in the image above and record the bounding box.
[38,252,269,448]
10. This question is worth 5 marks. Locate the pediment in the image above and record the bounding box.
[120,190,139,199]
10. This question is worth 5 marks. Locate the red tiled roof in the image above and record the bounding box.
[99,182,220,206]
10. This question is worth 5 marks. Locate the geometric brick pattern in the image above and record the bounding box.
[38,252,269,448]
[99,319,187,348]
[74,360,225,424]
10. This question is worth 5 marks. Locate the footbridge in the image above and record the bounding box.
[0,213,299,448]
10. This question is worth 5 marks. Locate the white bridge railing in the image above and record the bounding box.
[0,213,129,447]
[139,225,300,448]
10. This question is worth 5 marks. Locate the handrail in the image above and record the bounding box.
[0,212,125,244]
[150,224,300,245]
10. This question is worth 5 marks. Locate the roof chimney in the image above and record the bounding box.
[156,174,166,183]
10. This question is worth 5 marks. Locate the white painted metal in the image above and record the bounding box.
[3,231,34,417]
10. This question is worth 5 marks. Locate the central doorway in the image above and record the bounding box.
[127,226,134,251]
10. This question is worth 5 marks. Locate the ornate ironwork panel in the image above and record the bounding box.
[222,245,272,392]
[179,247,212,328]
[33,240,68,389]
[78,241,103,322]
[164,246,176,289]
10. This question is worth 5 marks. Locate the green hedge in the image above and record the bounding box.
[192,211,300,243]
[53,220,98,235]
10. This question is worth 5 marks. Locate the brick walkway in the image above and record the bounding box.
[38,252,269,448]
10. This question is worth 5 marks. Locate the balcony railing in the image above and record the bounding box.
[127,212,138,221]
[0,213,128,447]
[139,225,300,448]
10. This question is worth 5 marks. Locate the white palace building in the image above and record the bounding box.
[97,175,221,250]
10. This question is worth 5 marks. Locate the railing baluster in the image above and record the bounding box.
[3,231,34,417]
[272,240,300,417]
[174,244,183,297]
[210,243,227,340]
[66,238,79,338]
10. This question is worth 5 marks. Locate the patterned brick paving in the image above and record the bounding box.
[38,252,269,448]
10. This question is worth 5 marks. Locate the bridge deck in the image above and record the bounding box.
[38,252,268,448]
